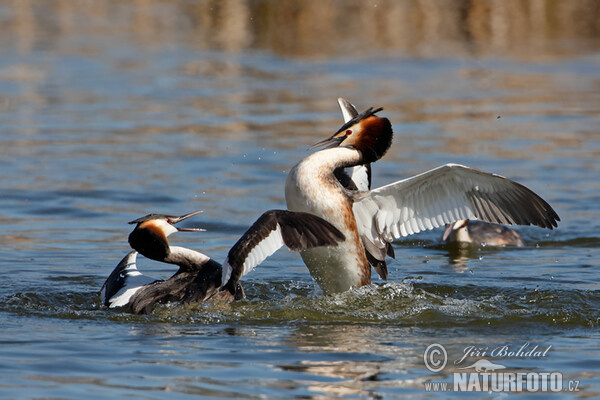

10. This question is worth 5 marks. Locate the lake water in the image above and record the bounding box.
[1,1,599,398]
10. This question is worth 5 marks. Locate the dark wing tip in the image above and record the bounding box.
[471,179,560,230]
[223,210,346,291]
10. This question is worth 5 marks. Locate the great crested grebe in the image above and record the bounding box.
[338,99,525,250]
[101,210,344,314]
[442,219,524,247]
[285,101,559,294]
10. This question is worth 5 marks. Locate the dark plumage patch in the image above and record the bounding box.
[101,251,136,307]
[335,107,384,135]
[224,210,346,293]
[128,225,170,261]
[128,260,224,314]
[466,220,524,246]
[366,250,388,281]
[357,117,393,163]
[334,168,357,190]
[335,164,372,191]
[128,214,173,224]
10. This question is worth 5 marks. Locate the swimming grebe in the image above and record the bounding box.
[442,219,525,247]
[285,103,559,294]
[101,210,344,314]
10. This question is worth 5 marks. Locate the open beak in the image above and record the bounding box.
[171,210,206,232]
[308,133,346,151]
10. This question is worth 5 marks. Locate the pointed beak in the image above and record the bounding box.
[308,132,346,151]
[171,210,206,232]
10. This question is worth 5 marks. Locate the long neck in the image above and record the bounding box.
[164,245,215,271]
[302,147,363,172]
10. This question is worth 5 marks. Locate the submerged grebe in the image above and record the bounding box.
[285,102,559,294]
[442,219,524,247]
[101,210,344,314]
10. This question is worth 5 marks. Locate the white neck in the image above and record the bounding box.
[286,146,364,225]
[165,245,213,270]
[300,147,363,172]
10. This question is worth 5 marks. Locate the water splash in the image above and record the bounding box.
[4,280,597,328]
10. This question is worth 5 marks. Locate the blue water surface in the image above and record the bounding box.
[1,1,599,399]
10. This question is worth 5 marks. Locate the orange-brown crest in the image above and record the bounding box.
[139,220,169,244]
[343,115,393,163]
[313,106,393,163]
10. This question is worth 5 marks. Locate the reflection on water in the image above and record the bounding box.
[3,0,600,58]
[1,0,599,398]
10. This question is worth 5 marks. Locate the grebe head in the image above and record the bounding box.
[127,211,205,260]
[310,106,393,163]
[441,219,469,241]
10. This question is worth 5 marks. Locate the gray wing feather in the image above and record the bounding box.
[354,163,559,262]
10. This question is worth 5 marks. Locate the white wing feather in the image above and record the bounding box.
[346,165,370,191]
[221,225,284,285]
[354,163,558,256]
[103,252,159,308]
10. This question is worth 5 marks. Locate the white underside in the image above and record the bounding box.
[108,267,157,308]
[298,244,364,294]
[286,149,366,294]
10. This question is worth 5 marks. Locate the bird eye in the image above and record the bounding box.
[345,130,352,136]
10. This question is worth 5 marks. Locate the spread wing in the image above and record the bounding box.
[353,163,560,262]
[221,210,346,293]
